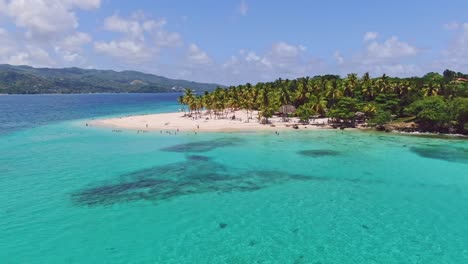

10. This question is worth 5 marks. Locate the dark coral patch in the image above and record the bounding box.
[71,157,320,207]
[410,146,468,164]
[161,137,244,153]
[186,155,211,161]
[298,149,341,157]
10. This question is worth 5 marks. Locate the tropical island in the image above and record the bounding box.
[92,70,468,135]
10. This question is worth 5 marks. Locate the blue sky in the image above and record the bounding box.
[1,0,468,85]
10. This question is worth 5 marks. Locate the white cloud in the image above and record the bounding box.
[5,46,55,67]
[187,44,213,65]
[2,5,467,85]
[444,22,460,31]
[245,51,260,62]
[217,41,325,84]
[363,32,378,42]
[335,33,422,77]
[0,28,15,56]
[334,51,344,65]
[60,32,92,51]
[268,42,307,64]
[53,32,91,63]
[143,19,167,31]
[239,0,248,16]
[154,30,183,47]
[103,14,166,40]
[104,14,144,37]
[362,64,421,77]
[94,40,150,62]
[436,22,468,72]
[363,36,419,63]
[62,52,81,62]
[95,13,183,63]
[0,0,100,67]
[0,0,100,38]
[67,0,101,10]
[0,27,56,67]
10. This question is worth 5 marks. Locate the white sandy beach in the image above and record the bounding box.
[90,110,331,132]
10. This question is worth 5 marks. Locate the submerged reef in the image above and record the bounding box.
[297,149,341,157]
[160,137,244,153]
[410,146,468,164]
[71,147,318,206]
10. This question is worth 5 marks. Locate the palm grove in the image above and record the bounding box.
[179,70,468,134]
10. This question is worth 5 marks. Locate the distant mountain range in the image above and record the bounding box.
[0,64,222,94]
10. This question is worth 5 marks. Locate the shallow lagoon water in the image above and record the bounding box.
[1,94,468,263]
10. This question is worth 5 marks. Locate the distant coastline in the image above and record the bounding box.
[0,64,223,94]
[0,92,183,95]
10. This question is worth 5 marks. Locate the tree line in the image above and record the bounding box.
[178,70,468,134]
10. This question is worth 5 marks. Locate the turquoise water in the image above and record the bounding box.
[1,95,468,263]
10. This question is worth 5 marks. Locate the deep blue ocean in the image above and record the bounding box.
[1,94,467,263]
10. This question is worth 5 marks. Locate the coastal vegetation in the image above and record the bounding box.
[179,70,468,134]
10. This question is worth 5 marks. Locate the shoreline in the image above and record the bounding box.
[87,110,467,138]
[89,110,333,133]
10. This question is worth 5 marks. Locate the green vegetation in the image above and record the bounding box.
[0,64,221,94]
[180,70,468,134]
[369,111,392,126]
[406,97,451,131]
[450,97,468,131]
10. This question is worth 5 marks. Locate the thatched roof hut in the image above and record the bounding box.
[278,105,296,114]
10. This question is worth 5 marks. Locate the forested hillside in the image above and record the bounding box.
[0,64,221,94]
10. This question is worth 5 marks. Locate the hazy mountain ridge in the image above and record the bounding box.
[0,65,222,94]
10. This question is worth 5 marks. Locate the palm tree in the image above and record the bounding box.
[294,81,308,106]
[182,88,195,115]
[211,87,225,119]
[394,80,411,99]
[278,85,292,121]
[360,72,375,101]
[308,95,327,117]
[296,104,315,124]
[325,79,343,107]
[177,95,186,114]
[423,81,440,97]
[362,103,377,119]
[257,85,277,124]
[226,88,239,115]
[202,91,214,118]
[194,96,204,118]
[374,74,391,94]
[343,73,358,97]
[239,86,255,122]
